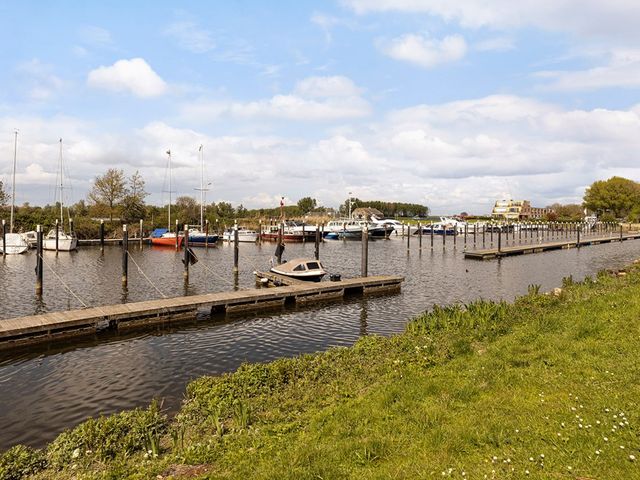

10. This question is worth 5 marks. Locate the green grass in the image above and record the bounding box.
[3,265,640,479]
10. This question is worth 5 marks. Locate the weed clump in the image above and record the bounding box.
[0,445,46,480]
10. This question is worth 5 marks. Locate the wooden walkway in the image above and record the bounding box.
[0,275,403,350]
[464,233,640,260]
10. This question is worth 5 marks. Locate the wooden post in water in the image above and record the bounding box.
[321,222,325,242]
[184,225,190,281]
[175,219,179,251]
[258,220,262,245]
[122,224,128,288]
[139,219,144,249]
[302,223,306,243]
[276,222,284,264]
[620,224,623,241]
[233,224,239,273]
[205,220,209,249]
[490,223,494,246]
[1,219,5,257]
[418,222,422,250]
[55,219,59,253]
[497,227,502,253]
[464,223,468,248]
[99,219,105,253]
[453,226,457,249]
[430,221,434,249]
[36,225,43,295]
[406,223,410,251]
[473,222,476,248]
[314,224,320,260]
[361,225,368,277]
[482,223,486,247]
[577,224,581,247]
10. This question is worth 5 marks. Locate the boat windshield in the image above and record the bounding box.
[306,262,321,270]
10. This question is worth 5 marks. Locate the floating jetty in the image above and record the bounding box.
[464,233,640,260]
[0,275,403,350]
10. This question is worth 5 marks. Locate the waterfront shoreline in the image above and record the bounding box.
[2,260,640,479]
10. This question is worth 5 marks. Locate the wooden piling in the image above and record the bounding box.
[577,225,581,246]
[175,219,179,251]
[418,222,422,250]
[406,223,410,251]
[233,224,239,273]
[99,219,105,253]
[55,219,59,253]
[443,225,446,248]
[139,219,144,248]
[35,225,43,295]
[122,224,128,288]
[1,219,5,257]
[620,224,623,241]
[453,226,457,248]
[276,223,284,264]
[205,220,209,249]
[315,224,320,260]
[361,225,368,277]
[430,221,434,249]
[184,225,190,281]
[302,223,306,243]
[498,227,502,253]
[464,223,468,248]
[258,220,262,245]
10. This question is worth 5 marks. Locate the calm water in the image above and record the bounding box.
[0,236,639,451]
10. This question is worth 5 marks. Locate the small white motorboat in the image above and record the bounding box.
[270,257,327,282]
[0,233,29,254]
[21,231,37,248]
[223,228,258,242]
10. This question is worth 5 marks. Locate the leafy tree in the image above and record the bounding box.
[121,170,148,223]
[88,168,127,222]
[583,176,640,219]
[546,203,584,221]
[215,202,235,219]
[0,179,8,207]
[297,197,317,214]
[236,204,248,217]
[175,196,199,225]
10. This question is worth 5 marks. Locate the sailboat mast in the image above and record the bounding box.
[167,149,172,231]
[199,144,204,229]
[9,129,17,233]
[59,138,64,227]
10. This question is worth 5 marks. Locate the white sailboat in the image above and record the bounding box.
[43,139,77,251]
[1,130,28,254]
[187,144,219,246]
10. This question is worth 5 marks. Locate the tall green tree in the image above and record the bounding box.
[583,176,640,219]
[88,168,127,222]
[297,197,317,214]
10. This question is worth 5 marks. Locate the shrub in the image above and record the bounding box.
[0,445,46,480]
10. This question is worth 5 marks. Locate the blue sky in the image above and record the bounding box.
[2,1,640,214]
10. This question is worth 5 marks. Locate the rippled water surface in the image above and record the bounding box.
[1,236,639,451]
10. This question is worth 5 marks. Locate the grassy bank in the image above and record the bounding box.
[2,265,640,479]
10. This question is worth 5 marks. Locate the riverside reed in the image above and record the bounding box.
[2,266,640,479]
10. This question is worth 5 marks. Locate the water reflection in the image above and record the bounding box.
[0,237,639,451]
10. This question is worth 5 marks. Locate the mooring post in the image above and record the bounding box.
[122,224,128,287]
[315,224,320,260]
[490,223,494,246]
[453,226,457,249]
[498,227,502,254]
[418,222,422,250]
[258,220,262,245]
[205,219,209,249]
[361,225,368,277]
[321,222,325,242]
[175,219,179,251]
[430,221,434,249]
[99,219,105,253]
[473,222,476,247]
[482,223,486,247]
[233,223,239,273]
[406,223,411,251]
[184,225,190,281]
[1,219,5,257]
[36,225,43,295]
[620,224,623,241]
[302,223,306,243]
[464,223,468,248]
[55,219,59,253]
[443,224,446,249]
[577,225,581,247]
[276,222,284,264]
[139,219,144,249]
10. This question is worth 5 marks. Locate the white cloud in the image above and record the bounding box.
[78,26,114,47]
[179,76,371,122]
[164,21,216,53]
[87,58,168,97]
[536,49,640,90]
[343,0,640,41]
[379,33,467,68]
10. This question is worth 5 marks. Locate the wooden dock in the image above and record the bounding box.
[0,275,403,350]
[464,233,640,260]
